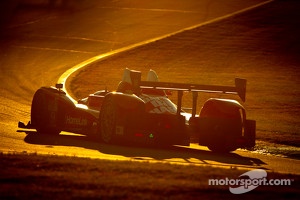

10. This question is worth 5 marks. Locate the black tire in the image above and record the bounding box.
[208,143,237,153]
[31,89,61,135]
[99,94,118,143]
[207,129,238,153]
[204,119,238,153]
[245,119,256,148]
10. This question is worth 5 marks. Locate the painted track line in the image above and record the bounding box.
[58,0,273,102]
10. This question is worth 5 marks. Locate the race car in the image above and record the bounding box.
[18,68,256,152]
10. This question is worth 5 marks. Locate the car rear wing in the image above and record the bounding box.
[128,70,246,117]
[140,78,246,101]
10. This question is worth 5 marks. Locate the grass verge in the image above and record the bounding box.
[1,153,299,199]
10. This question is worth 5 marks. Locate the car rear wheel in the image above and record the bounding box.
[207,142,237,153]
[206,122,238,153]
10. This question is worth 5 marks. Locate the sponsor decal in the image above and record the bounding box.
[141,94,177,114]
[208,169,293,194]
[65,115,88,126]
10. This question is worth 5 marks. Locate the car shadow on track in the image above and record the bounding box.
[20,130,266,169]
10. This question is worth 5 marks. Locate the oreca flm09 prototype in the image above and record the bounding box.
[19,69,256,152]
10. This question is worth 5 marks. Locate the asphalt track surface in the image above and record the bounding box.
[0,0,299,175]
